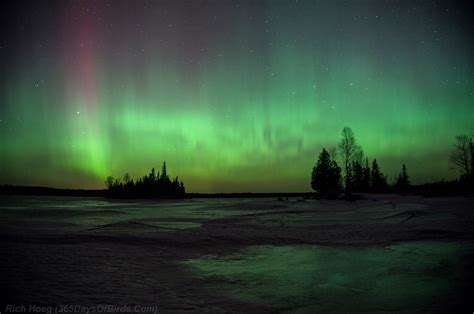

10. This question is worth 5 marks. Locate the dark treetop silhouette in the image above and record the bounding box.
[1,130,472,199]
[311,127,391,199]
[311,148,342,199]
[394,164,411,194]
[105,162,185,198]
[310,127,473,199]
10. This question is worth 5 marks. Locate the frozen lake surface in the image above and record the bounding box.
[1,195,473,312]
[186,242,474,313]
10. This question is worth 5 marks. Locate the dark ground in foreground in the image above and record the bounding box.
[1,194,473,313]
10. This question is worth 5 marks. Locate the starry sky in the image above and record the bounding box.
[1,0,473,192]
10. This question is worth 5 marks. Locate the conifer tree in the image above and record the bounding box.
[351,160,364,192]
[105,161,186,198]
[395,164,410,194]
[362,158,371,191]
[160,162,168,182]
[371,159,388,193]
[311,148,342,198]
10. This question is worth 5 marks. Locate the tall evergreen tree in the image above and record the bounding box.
[311,148,342,198]
[171,176,180,196]
[160,162,169,182]
[149,168,156,182]
[362,158,371,191]
[395,164,410,194]
[351,160,364,192]
[371,159,388,193]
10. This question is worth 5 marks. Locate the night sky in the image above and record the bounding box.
[1,0,473,192]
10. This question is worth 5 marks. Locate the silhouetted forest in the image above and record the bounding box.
[311,127,473,199]
[1,132,472,199]
[311,127,390,198]
[105,162,185,198]
[411,179,472,197]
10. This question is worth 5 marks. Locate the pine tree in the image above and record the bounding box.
[371,159,388,193]
[149,168,156,182]
[351,160,364,192]
[362,158,371,192]
[328,160,342,198]
[311,148,341,198]
[160,162,168,181]
[395,164,410,194]
[171,176,179,196]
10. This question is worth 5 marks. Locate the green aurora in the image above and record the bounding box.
[1,1,473,192]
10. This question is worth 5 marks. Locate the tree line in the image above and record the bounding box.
[311,127,473,199]
[105,162,185,198]
[311,127,411,198]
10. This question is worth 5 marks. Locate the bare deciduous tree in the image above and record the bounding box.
[328,146,338,161]
[339,127,362,193]
[450,134,472,177]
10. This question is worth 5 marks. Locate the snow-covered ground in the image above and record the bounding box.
[1,195,473,312]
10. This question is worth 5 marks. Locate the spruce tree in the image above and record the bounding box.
[351,160,363,192]
[395,164,410,194]
[149,168,156,182]
[362,157,371,191]
[311,148,341,198]
[371,159,387,193]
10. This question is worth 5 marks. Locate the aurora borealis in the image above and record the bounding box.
[1,1,473,192]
